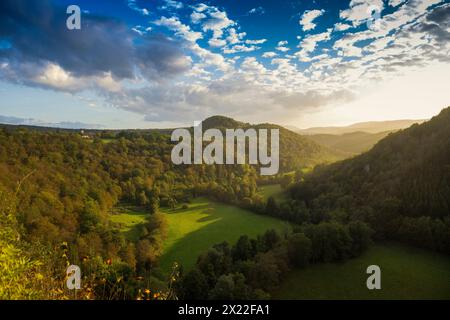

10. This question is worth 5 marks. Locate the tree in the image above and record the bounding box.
[266,196,279,216]
[262,229,281,251]
[79,199,101,233]
[233,235,253,261]
[180,268,209,300]
[303,222,352,263]
[208,274,235,300]
[287,233,312,268]
[348,221,373,257]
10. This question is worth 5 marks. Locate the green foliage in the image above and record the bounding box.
[0,186,46,299]
[290,107,450,253]
[307,131,391,156]
[201,115,346,172]
[287,233,312,268]
[178,223,373,300]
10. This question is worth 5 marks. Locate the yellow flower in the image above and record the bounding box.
[35,273,44,280]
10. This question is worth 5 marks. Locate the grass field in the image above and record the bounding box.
[274,243,450,300]
[100,138,115,144]
[259,184,287,202]
[159,197,291,273]
[110,205,149,242]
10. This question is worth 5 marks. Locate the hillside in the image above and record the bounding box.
[307,131,392,155]
[290,107,450,253]
[297,119,426,135]
[201,116,346,171]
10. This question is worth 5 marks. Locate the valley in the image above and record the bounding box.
[274,243,450,300]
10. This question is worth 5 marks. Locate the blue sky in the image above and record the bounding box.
[0,0,449,129]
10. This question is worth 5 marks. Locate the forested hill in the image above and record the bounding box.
[0,115,343,249]
[201,115,346,170]
[306,131,392,156]
[290,107,450,253]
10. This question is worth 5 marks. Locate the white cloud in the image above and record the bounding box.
[31,63,122,93]
[276,41,290,52]
[226,28,246,45]
[340,0,384,26]
[248,7,265,15]
[334,22,352,31]
[189,43,231,72]
[127,0,149,16]
[154,16,202,42]
[300,9,325,31]
[209,38,227,47]
[191,12,206,24]
[223,44,260,54]
[131,25,152,36]
[389,0,406,7]
[193,3,209,12]
[262,52,277,58]
[245,39,267,45]
[161,0,183,10]
[201,7,235,39]
[334,0,444,57]
[296,29,332,61]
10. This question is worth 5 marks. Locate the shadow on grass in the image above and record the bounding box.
[165,204,210,214]
[159,200,290,274]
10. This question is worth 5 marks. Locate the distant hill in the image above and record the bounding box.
[0,115,346,174]
[297,119,427,135]
[307,131,392,156]
[200,116,347,172]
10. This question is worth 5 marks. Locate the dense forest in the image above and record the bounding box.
[0,117,340,299]
[288,107,450,254]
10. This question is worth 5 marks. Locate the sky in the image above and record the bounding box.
[0,0,449,129]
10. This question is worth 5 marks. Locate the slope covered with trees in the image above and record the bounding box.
[307,131,392,156]
[289,107,450,254]
[200,115,346,171]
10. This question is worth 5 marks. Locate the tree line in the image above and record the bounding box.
[177,221,372,299]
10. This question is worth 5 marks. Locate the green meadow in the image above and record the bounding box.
[274,243,450,300]
[110,205,149,242]
[159,197,291,272]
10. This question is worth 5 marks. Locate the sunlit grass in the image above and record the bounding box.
[159,197,291,273]
[110,205,149,242]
